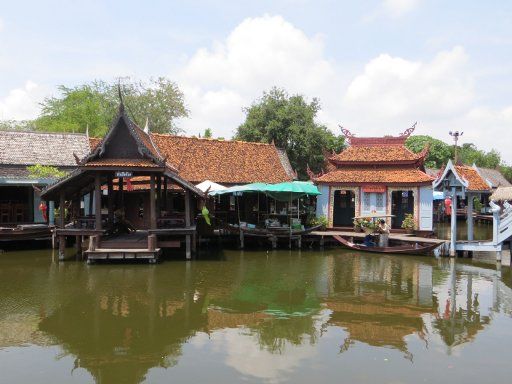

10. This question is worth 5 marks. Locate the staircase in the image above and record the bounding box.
[456,201,512,252]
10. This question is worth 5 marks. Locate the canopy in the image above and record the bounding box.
[195,180,227,193]
[209,181,321,201]
[433,191,445,201]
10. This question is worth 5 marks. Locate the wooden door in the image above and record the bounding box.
[333,190,355,227]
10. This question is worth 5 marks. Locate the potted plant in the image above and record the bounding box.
[401,213,416,234]
[310,215,328,230]
[353,218,363,232]
[359,218,378,235]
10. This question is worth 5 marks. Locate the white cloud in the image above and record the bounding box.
[342,46,473,123]
[383,0,421,17]
[364,0,421,22]
[176,14,338,137]
[0,81,46,121]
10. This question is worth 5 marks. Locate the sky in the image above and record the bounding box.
[1,0,511,162]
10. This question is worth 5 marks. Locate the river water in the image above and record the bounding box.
[1,226,511,384]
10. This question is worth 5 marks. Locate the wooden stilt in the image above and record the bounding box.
[58,235,66,261]
[185,235,191,259]
[75,235,82,258]
[107,176,114,228]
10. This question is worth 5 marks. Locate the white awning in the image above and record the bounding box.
[195,180,227,193]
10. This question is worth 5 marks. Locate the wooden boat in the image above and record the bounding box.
[332,235,441,255]
[226,224,322,238]
[0,224,53,242]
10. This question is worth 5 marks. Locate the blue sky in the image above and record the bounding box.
[1,0,511,161]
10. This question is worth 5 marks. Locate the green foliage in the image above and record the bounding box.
[0,120,36,131]
[405,135,452,169]
[27,164,68,179]
[34,77,187,137]
[472,197,483,213]
[459,143,501,168]
[309,215,327,229]
[401,213,416,231]
[203,128,213,138]
[234,87,345,179]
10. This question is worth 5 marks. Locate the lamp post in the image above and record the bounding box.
[449,130,463,163]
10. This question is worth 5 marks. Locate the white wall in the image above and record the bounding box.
[419,185,433,231]
[316,185,329,218]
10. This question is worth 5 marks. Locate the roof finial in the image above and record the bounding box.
[143,117,149,134]
[399,122,417,138]
[117,81,125,112]
[339,125,355,144]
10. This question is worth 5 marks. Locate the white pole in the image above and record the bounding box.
[450,187,458,257]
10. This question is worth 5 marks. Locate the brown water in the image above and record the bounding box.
[1,243,512,383]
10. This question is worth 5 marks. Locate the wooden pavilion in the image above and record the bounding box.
[40,102,204,262]
[311,126,435,232]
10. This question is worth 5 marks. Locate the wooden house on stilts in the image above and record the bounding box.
[40,101,204,263]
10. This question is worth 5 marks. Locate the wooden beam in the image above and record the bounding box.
[156,175,162,217]
[150,175,157,230]
[95,173,102,231]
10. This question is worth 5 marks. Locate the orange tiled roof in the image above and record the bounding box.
[84,158,160,168]
[330,145,424,164]
[151,134,293,184]
[313,167,434,184]
[455,165,491,191]
[89,137,101,150]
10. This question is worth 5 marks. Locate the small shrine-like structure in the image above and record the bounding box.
[311,125,434,232]
[41,101,204,262]
[433,160,493,256]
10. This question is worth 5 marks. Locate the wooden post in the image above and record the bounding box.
[59,192,65,229]
[58,191,66,261]
[107,176,114,227]
[118,177,123,208]
[150,176,157,230]
[467,193,474,241]
[156,175,162,218]
[148,234,157,251]
[184,190,191,259]
[163,176,168,211]
[94,174,102,231]
[450,187,457,257]
[59,235,66,261]
[88,192,93,217]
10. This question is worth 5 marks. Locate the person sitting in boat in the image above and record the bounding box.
[377,219,390,247]
[363,234,376,247]
[112,208,136,234]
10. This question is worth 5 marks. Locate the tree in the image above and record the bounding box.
[35,77,188,137]
[235,88,344,179]
[26,164,68,179]
[203,128,213,138]
[405,135,453,169]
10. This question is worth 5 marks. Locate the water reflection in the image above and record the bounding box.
[0,249,511,383]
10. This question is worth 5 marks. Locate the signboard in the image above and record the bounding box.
[115,171,133,178]
[362,185,386,193]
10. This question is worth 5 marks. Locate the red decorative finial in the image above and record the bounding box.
[399,122,417,138]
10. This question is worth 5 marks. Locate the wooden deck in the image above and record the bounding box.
[86,248,161,263]
[309,230,446,245]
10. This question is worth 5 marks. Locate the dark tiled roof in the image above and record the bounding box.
[0,131,90,166]
[478,167,512,188]
[151,134,293,184]
[313,167,434,184]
